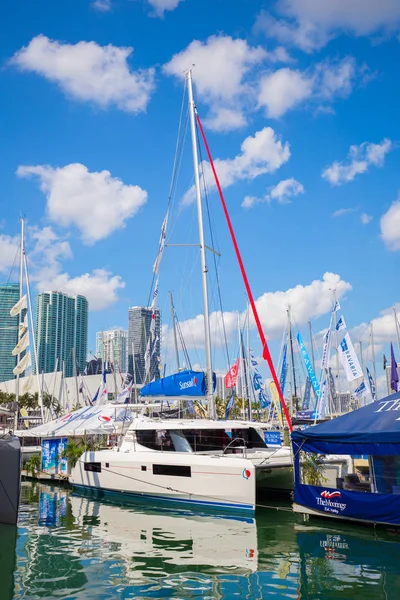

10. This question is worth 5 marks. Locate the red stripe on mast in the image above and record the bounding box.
[196,112,293,432]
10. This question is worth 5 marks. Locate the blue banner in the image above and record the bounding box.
[297,332,321,402]
[279,343,288,395]
[294,483,400,526]
[140,370,216,397]
[301,376,311,410]
[263,431,282,446]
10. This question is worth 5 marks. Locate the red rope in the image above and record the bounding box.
[195,112,293,432]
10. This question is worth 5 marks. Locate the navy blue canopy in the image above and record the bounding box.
[140,369,216,397]
[292,391,400,455]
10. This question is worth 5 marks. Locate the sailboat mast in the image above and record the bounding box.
[371,322,377,398]
[186,70,215,418]
[393,307,400,356]
[308,321,316,374]
[288,307,297,402]
[14,218,25,430]
[169,291,180,372]
[332,289,342,413]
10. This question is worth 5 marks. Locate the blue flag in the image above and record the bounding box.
[366,367,376,401]
[391,343,399,392]
[279,343,288,396]
[225,392,235,419]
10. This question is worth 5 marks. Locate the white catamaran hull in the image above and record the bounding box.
[71,450,256,514]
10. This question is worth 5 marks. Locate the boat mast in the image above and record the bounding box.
[308,321,316,374]
[169,291,180,372]
[288,307,297,414]
[14,218,25,431]
[393,307,400,356]
[371,322,377,399]
[332,289,342,414]
[186,70,215,418]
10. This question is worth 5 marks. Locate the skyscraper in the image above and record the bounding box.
[96,329,128,373]
[35,292,88,378]
[0,283,20,382]
[128,306,161,384]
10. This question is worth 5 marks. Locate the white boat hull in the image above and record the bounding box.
[71,449,256,514]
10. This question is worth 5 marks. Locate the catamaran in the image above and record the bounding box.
[70,71,296,513]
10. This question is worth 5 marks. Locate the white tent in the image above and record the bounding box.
[16,404,134,439]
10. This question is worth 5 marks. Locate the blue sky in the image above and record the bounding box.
[0,0,399,391]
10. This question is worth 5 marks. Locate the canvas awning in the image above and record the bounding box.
[16,404,133,439]
[292,391,400,455]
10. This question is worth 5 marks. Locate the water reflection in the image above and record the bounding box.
[8,482,400,599]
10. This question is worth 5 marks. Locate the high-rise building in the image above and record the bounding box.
[0,283,20,382]
[128,306,161,384]
[96,329,128,373]
[35,292,88,378]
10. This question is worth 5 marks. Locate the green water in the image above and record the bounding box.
[1,482,400,599]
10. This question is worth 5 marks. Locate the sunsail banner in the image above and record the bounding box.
[338,333,363,382]
[297,332,321,402]
[140,370,215,397]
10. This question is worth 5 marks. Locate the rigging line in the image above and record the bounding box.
[195,111,292,432]
[196,118,231,372]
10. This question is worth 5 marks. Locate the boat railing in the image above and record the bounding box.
[222,437,247,459]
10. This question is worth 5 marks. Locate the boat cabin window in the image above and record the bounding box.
[184,427,267,453]
[84,462,102,473]
[136,429,193,452]
[299,452,373,493]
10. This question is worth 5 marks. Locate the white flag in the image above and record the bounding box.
[22,373,34,394]
[335,316,346,332]
[332,300,341,313]
[116,386,131,404]
[338,333,363,382]
[144,338,151,377]
[320,329,331,370]
[13,351,31,375]
[19,314,28,336]
[353,380,368,400]
[10,294,27,317]
[153,211,169,275]
[12,331,29,356]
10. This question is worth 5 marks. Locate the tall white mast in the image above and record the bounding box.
[14,218,25,430]
[332,289,342,414]
[371,322,377,399]
[393,307,400,357]
[186,70,215,418]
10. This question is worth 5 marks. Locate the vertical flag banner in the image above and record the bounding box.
[302,376,311,410]
[225,358,240,389]
[297,332,321,401]
[321,330,331,370]
[338,333,363,381]
[335,316,346,332]
[328,368,337,400]
[391,343,399,392]
[366,367,377,401]
[250,351,270,409]
[10,294,27,317]
[279,343,288,396]
[269,382,283,428]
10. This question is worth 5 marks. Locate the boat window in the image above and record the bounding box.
[136,429,175,452]
[299,452,373,492]
[170,430,193,453]
[153,464,191,477]
[84,462,101,473]
[184,429,232,452]
[372,456,400,494]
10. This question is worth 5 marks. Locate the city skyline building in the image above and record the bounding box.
[128,306,161,384]
[0,283,20,382]
[35,291,88,378]
[96,329,128,373]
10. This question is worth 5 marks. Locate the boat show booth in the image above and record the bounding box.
[292,391,400,526]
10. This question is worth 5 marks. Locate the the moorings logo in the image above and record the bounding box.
[316,490,346,514]
[179,376,198,390]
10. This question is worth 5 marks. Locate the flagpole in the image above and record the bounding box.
[73,347,80,408]
[186,69,215,419]
[332,289,342,414]
[132,343,138,404]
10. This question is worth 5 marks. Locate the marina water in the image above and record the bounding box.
[2,482,400,599]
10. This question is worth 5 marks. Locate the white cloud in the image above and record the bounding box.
[17,163,147,244]
[184,127,290,205]
[166,272,351,349]
[37,268,125,311]
[147,0,184,17]
[11,35,155,113]
[380,195,400,251]
[351,303,400,346]
[164,35,283,131]
[255,1,400,52]
[258,57,358,118]
[0,233,19,273]
[331,207,358,218]
[242,177,304,208]
[92,0,112,11]
[322,139,392,185]
[361,213,373,225]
